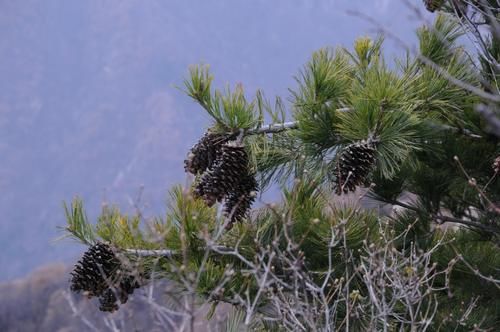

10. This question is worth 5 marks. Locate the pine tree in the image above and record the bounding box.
[62,8,499,330]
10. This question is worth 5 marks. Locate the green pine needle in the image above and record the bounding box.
[63,198,96,245]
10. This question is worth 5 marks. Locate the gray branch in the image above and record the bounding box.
[245,106,483,139]
[246,121,299,135]
[125,249,175,257]
[245,108,349,135]
[125,245,232,257]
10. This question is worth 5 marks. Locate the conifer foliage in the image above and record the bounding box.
[63,7,500,330]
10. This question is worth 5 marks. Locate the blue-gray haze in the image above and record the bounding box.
[0,0,429,280]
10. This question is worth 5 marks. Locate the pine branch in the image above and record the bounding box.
[246,114,482,138]
[245,121,299,135]
[125,249,176,257]
[124,245,232,257]
[245,107,354,136]
[432,214,498,234]
[246,108,353,136]
[432,123,483,138]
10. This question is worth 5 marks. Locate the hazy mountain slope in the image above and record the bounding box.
[0,0,427,280]
[0,264,231,332]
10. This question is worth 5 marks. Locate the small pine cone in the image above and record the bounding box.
[99,288,119,312]
[184,132,235,175]
[224,173,258,228]
[333,140,377,194]
[70,242,121,297]
[117,275,141,304]
[493,156,500,173]
[423,0,445,12]
[195,142,251,206]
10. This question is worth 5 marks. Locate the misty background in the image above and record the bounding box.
[0,0,429,282]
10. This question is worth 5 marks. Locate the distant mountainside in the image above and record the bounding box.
[0,264,232,332]
[0,0,426,280]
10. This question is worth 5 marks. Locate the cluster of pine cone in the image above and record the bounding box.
[184,131,258,228]
[70,242,141,312]
[333,140,377,194]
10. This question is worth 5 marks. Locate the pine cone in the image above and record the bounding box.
[184,132,235,175]
[70,242,120,297]
[99,288,119,312]
[333,140,377,194]
[97,275,141,312]
[71,242,144,312]
[194,168,225,205]
[194,142,251,206]
[224,174,258,228]
[118,275,141,303]
[423,0,445,12]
